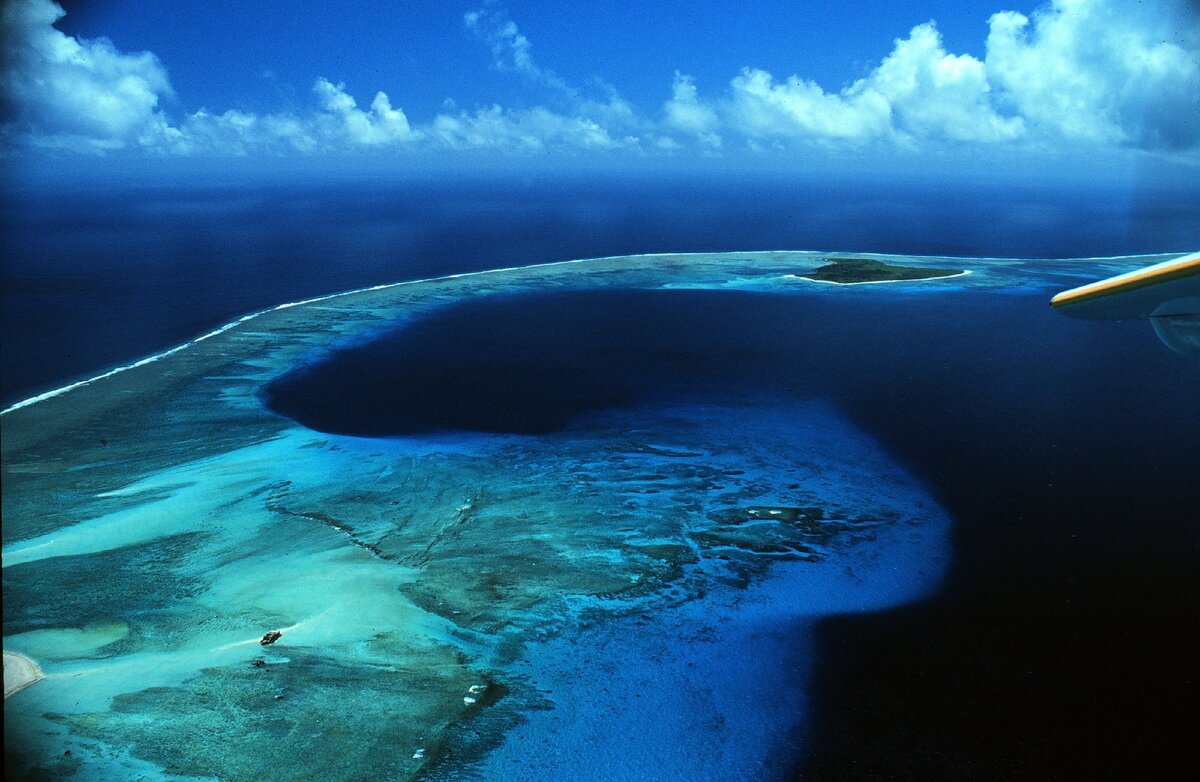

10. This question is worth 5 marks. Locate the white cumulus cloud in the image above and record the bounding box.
[661,0,1196,153]
[2,0,1196,158]
[459,4,646,149]
[663,72,721,147]
[312,78,413,146]
[464,2,572,95]
[985,0,1200,150]
[703,21,1023,146]
[725,67,893,143]
[870,22,1023,143]
[1,0,174,151]
[430,104,633,151]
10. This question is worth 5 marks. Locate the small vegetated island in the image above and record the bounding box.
[799,257,964,284]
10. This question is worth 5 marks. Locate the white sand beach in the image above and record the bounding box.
[4,650,44,698]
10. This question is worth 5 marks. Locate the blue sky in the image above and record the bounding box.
[49,1,1026,119]
[2,0,1199,174]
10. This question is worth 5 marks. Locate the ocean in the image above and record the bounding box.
[259,281,1200,778]
[3,172,1196,407]
[2,174,1199,780]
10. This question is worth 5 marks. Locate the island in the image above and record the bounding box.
[797,257,965,284]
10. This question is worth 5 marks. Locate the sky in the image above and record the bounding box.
[1,0,1199,178]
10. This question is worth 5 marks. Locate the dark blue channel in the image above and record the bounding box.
[262,285,1200,777]
[262,288,838,435]
[5,174,1198,407]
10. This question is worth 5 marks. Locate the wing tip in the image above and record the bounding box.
[1051,252,1200,310]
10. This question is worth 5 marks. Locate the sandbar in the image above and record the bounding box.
[4,650,44,698]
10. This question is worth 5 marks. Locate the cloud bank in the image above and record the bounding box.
[2,0,1197,158]
[0,0,173,150]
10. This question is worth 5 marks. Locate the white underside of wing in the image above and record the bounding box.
[1052,252,1200,352]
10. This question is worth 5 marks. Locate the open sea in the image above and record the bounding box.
[2,174,1199,779]
[3,172,1197,408]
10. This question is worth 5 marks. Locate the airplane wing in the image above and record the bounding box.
[1051,251,1200,353]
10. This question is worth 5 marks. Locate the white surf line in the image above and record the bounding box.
[1015,251,1197,262]
[666,250,1188,262]
[0,255,616,416]
[2,311,262,415]
[1,250,1181,416]
[789,269,973,286]
[885,252,1191,262]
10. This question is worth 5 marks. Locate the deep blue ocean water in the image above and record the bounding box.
[3,174,1199,778]
[262,283,1200,778]
[3,174,1197,407]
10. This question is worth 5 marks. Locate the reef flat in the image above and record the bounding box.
[2,250,1181,781]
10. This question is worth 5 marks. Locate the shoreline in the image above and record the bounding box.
[4,651,45,698]
[0,252,620,416]
[790,269,973,286]
[0,250,1180,417]
[4,246,1192,780]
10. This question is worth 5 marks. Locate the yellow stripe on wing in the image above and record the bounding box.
[1051,255,1200,309]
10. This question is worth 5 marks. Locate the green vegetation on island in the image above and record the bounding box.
[799,257,964,284]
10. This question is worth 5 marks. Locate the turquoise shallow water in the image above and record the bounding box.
[3,250,1194,780]
[465,401,949,782]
